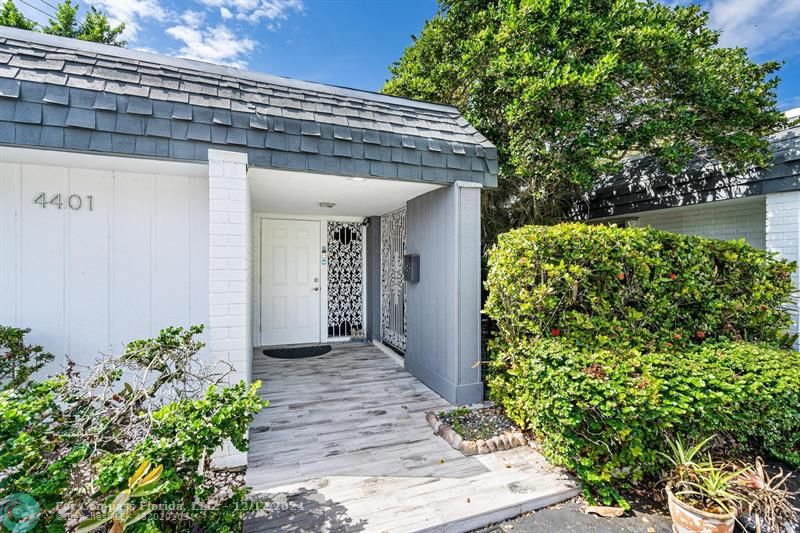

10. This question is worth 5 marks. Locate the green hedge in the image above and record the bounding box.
[484,223,796,350]
[483,223,800,504]
[489,339,800,505]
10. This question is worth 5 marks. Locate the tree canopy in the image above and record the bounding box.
[384,0,786,242]
[0,0,125,46]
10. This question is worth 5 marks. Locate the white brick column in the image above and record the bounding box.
[208,149,252,469]
[766,191,800,338]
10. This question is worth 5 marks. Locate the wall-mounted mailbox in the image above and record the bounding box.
[404,254,420,283]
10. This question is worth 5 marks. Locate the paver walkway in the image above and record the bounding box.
[244,343,578,532]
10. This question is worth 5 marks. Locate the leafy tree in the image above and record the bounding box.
[0,0,35,30]
[384,0,786,243]
[78,5,125,46]
[1,0,125,47]
[42,0,79,38]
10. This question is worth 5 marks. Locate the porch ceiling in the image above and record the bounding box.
[248,167,442,216]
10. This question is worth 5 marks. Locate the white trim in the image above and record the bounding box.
[0,146,206,177]
[320,220,328,342]
[208,149,248,165]
[454,181,483,189]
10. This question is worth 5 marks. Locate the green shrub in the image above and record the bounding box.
[0,325,53,389]
[0,325,267,531]
[489,339,800,506]
[484,223,796,351]
[483,223,800,505]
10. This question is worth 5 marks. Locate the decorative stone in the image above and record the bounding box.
[476,439,490,454]
[460,441,478,455]
[426,412,437,427]
[441,426,457,444]
[427,408,530,456]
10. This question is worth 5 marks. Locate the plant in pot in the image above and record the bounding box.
[661,436,749,533]
[737,457,799,533]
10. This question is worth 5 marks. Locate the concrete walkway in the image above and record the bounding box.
[244,343,578,532]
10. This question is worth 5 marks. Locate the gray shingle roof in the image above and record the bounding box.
[576,125,800,219]
[0,27,497,187]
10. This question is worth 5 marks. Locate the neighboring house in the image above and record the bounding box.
[577,115,800,332]
[0,28,496,417]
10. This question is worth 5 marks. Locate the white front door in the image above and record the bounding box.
[260,219,321,346]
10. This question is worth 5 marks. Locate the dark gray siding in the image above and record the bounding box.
[405,184,482,405]
[579,125,800,219]
[0,27,498,187]
[365,215,381,342]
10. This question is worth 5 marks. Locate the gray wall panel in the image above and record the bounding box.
[405,183,482,405]
[366,215,381,341]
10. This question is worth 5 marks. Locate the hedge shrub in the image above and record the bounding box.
[484,223,796,350]
[483,223,800,505]
[488,339,800,505]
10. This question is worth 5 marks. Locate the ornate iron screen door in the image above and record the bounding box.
[327,221,365,338]
[380,208,407,352]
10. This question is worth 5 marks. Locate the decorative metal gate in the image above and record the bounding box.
[380,208,407,352]
[327,221,364,338]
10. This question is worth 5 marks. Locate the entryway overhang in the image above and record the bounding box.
[247,166,443,216]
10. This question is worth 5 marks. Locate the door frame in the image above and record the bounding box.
[252,213,367,346]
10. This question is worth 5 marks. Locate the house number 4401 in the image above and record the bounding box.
[33,192,94,211]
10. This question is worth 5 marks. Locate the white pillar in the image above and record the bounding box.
[765,191,800,339]
[208,149,252,469]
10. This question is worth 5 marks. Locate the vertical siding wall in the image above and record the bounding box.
[405,183,482,405]
[633,197,766,249]
[765,191,800,339]
[0,161,209,370]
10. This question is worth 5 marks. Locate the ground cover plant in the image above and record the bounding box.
[483,223,800,506]
[438,406,517,441]
[0,325,267,532]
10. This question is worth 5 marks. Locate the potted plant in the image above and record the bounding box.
[737,458,799,533]
[661,436,749,533]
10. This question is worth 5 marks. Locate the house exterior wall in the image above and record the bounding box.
[0,158,209,371]
[765,191,800,338]
[631,197,766,249]
[405,182,482,405]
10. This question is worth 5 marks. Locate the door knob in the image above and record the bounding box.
[312,287,319,291]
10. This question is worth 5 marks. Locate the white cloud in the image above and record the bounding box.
[198,0,303,26]
[166,10,257,69]
[705,0,800,57]
[89,0,169,41]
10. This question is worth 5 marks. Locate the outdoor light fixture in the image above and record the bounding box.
[319,202,336,208]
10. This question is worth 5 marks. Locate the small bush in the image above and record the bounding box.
[483,223,800,505]
[0,325,53,388]
[484,223,796,350]
[489,339,800,505]
[0,325,267,531]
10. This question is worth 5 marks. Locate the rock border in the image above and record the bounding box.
[426,411,527,456]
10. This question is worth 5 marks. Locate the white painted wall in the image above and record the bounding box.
[631,197,766,249]
[0,159,209,372]
[765,191,800,338]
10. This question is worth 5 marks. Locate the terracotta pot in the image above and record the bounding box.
[666,487,735,533]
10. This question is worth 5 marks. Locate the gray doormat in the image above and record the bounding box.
[263,345,332,359]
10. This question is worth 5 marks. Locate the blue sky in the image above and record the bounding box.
[15,0,800,110]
